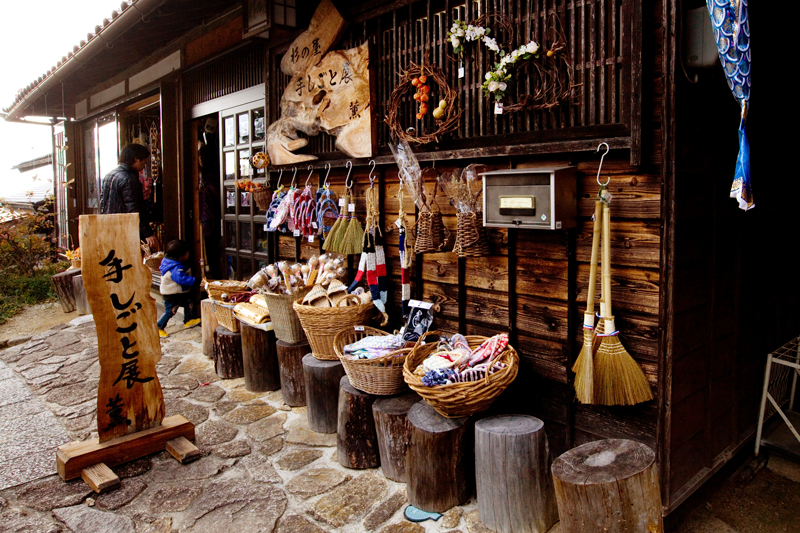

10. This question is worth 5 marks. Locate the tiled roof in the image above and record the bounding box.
[11,154,53,172]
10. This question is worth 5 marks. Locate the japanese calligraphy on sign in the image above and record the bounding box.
[267,0,373,165]
[79,214,165,443]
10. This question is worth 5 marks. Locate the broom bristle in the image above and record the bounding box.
[594,336,653,406]
[342,217,364,255]
[322,215,344,251]
[573,332,595,404]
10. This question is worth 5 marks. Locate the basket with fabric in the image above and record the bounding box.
[402,331,519,418]
[333,326,410,395]
[212,299,240,332]
[258,285,313,343]
[293,295,375,360]
[203,278,250,300]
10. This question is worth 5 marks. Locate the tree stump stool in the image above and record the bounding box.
[240,324,280,392]
[406,401,473,513]
[276,339,309,406]
[372,391,420,482]
[72,275,92,316]
[552,439,662,533]
[213,326,244,379]
[201,299,219,358]
[303,355,345,433]
[475,415,558,533]
[51,268,81,313]
[337,376,380,469]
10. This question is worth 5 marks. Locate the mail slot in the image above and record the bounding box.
[481,166,577,230]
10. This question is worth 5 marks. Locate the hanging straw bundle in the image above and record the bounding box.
[323,192,349,253]
[341,195,365,255]
[572,197,602,404]
[593,195,653,406]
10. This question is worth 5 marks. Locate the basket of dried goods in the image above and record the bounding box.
[403,331,518,418]
[333,326,411,395]
[294,295,375,360]
[203,278,251,301]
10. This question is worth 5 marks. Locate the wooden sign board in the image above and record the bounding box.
[267,0,373,165]
[79,214,164,443]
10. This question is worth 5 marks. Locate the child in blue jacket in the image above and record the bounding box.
[158,239,201,337]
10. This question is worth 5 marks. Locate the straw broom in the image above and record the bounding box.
[323,193,349,253]
[594,197,654,405]
[572,198,602,403]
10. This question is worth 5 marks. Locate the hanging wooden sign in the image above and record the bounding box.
[267,0,373,165]
[78,214,165,442]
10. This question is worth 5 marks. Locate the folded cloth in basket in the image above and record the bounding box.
[343,334,405,359]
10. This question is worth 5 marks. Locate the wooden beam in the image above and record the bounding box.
[166,436,202,464]
[80,463,120,493]
[57,415,195,481]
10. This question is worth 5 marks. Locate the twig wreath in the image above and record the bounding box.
[447,13,576,113]
[385,55,463,145]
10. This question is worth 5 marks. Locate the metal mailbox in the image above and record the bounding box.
[481,166,577,230]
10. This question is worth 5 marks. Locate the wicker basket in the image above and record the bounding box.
[293,295,375,360]
[203,279,250,300]
[453,212,489,257]
[413,211,446,254]
[144,251,164,274]
[253,187,273,212]
[212,299,240,332]
[333,326,410,395]
[402,331,519,418]
[261,285,313,343]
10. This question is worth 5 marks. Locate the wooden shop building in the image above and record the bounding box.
[3,0,795,517]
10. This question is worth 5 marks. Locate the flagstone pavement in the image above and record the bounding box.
[0,315,798,532]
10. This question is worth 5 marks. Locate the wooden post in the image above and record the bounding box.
[406,401,473,513]
[552,439,663,533]
[372,392,419,482]
[337,376,380,469]
[276,339,309,406]
[72,274,91,316]
[241,324,280,392]
[475,415,558,533]
[214,326,244,379]
[302,355,345,433]
[201,299,219,358]
[51,268,81,313]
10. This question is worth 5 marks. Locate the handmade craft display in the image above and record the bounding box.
[706,0,752,210]
[322,162,363,255]
[438,164,488,257]
[266,0,372,164]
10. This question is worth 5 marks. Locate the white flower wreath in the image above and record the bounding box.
[447,19,540,102]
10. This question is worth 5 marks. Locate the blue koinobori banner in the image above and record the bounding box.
[707,0,752,210]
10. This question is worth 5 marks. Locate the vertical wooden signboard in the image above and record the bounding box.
[57,214,196,487]
[79,214,165,441]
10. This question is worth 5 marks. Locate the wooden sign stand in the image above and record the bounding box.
[56,215,200,493]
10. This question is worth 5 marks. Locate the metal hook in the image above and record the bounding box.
[323,163,332,188]
[368,160,376,188]
[596,142,610,186]
[276,168,284,188]
[345,161,354,189]
[306,165,314,187]
[291,167,298,188]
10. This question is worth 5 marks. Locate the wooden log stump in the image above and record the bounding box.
[72,275,91,316]
[406,401,473,513]
[241,324,280,392]
[337,376,380,469]
[276,339,309,406]
[51,268,81,313]
[303,355,345,433]
[213,326,244,379]
[552,439,663,533]
[372,391,420,482]
[201,299,219,358]
[475,415,558,533]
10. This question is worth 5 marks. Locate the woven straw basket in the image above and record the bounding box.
[333,326,410,395]
[413,211,446,253]
[453,212,489,257]
[203,279,250,300]
[253,187,273,212]
[402,331,519,418]
[212,299,240,332]
[260,285,313,343]
[293,295,374,360]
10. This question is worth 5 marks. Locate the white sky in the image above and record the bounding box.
[0,0,123,197]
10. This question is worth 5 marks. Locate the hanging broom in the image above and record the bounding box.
[573,197,603,404]
[323,192,349,253]
[341,193,365,256]
[594,195,654,406]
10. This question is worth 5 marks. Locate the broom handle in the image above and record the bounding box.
[602,199,614,325]
[585,200,603,320]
